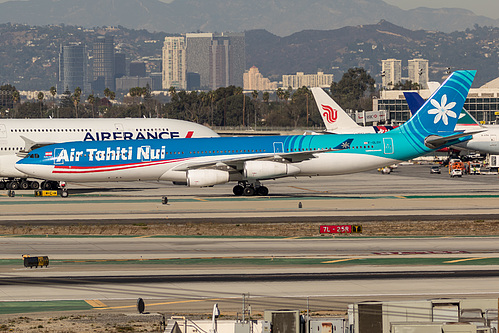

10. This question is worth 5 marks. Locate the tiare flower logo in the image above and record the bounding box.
[428,94,457,125]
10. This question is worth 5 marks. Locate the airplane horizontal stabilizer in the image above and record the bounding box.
[424,130,484,149]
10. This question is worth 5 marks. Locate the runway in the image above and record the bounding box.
[1,164,499,223]
[1,164,499,316]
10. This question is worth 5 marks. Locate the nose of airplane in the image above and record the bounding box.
[15,161,40,177]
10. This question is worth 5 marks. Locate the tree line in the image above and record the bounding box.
[0,67,381,128]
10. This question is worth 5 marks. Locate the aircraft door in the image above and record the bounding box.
[0,124,6,138]
[491,134,497,146]
[383,138,394,154]
[54,148,65,165]
[273,142,284,155]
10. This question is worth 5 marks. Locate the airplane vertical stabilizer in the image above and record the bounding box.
[310,87,360,132]
[397,70,476,149]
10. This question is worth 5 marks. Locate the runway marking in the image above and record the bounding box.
[135,235,152,238]
[321,258,360,264]
[98,298,222,310]
[85,299,107,308]
[395,195,406,199]
[284,236,301,240]
[194,198,209,202]
[444,257,489,264]
[289,186,329,193]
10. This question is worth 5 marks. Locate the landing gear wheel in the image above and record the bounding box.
[20,181,30,190]
[60,190,69,198]
[257,186,269,196]
[9,182,19,190]
[233,185,244,196]
[30,181,39,190]
[243,187,255,196]
[0,182,4,190]
[41,181,51,190]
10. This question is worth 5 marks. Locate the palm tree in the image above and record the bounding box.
[87,94,95,118]
[37,91,44,117]
[72,87,81,118]
[49,86,57,117]
[262,92,270,104]
[252,90,259,128]
[11,90,20,118]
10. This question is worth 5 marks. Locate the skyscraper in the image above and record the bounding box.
[408,58,429,89]
[381,59,402,89]
[162,37,187,90]
[186,32,245,90]
[93,35,115,92]
[58,43,88,94]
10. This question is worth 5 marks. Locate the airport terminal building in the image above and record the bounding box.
[374,77,499,125]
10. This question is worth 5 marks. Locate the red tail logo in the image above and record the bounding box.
[321,104,338,123]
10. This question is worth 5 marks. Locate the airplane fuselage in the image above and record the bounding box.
[0,118,219,178]
[16,129,433,183]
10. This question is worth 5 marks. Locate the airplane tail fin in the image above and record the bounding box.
[404,91,481,127]
[310,87,360,132]
[398,70,476,148]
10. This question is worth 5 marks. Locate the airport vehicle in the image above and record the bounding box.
[430,166,441,174]
[448,158,465,177]
[450,168,463,177]
[0,118,219,190]
[311,87,396,134]
[16,71,477,196]
[469,162,481,175]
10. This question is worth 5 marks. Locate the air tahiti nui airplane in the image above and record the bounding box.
[16,71,480,197]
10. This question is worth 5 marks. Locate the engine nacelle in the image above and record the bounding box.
[243,161,300,179]
[186,169,230,187]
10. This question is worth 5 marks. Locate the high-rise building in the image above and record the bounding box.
[282,71,334,89]
[162,37,187,90]
[58,43,89,94]
[186,32,245,90]
[186,33,213,89]
[130,61,147,77]
[93,35,115,92]
[114,53,127,79]
[408,58,429,89]
[381,59,402,89]
[243,66,278,91]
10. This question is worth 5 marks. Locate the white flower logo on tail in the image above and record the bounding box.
[428,94,457,125]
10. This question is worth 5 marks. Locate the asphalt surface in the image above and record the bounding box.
[2,163,499,315]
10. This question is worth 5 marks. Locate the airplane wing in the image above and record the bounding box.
[173,139,353,171]
[19,135,58,152]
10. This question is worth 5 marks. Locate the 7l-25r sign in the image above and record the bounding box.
[320,225,362,234]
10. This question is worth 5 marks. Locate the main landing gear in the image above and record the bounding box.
[0,178,40,190]
[233,181,269,196]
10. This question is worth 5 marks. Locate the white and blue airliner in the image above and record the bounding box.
[16,71,479,196]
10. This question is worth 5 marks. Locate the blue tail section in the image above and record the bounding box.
[396,70,476,151]
[403,92,425,116]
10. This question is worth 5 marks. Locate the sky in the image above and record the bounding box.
[0,0,496,19]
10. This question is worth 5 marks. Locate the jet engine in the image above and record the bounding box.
[186,169,230,187]
[243,161,300,179]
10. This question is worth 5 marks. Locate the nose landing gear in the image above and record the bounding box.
[233,181,269,196]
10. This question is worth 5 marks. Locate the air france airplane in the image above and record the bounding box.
[311,87,396,134]
[16,71,478,196]
[1,118,218,190]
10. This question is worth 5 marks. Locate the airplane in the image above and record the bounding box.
[311,87,396,134]
[0,118,219,190]
[15,70,479,197]
[404,89,499,155]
